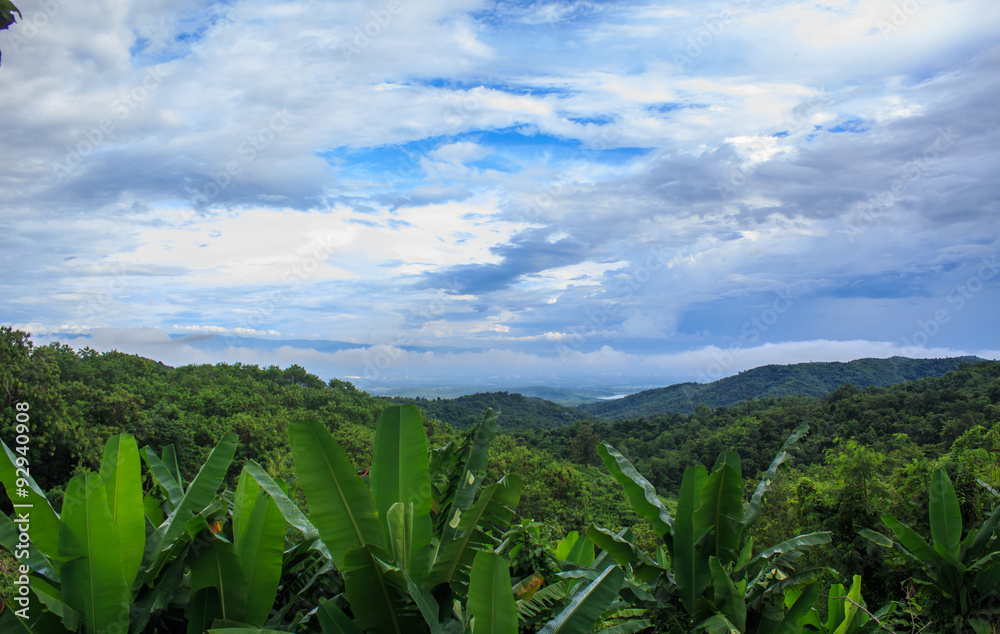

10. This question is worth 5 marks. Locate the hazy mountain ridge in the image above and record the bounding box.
[577,356,988,419]
[382,390,596,429]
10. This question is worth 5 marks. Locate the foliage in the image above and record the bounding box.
[387,391,596,430]
[1,328,999,632]
[861,468,1000,632]
[579,356,987,418]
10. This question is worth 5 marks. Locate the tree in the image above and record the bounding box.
[0,0,19,65]
[570,422,599,467]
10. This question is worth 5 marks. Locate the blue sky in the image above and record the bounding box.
[1,0,998,391]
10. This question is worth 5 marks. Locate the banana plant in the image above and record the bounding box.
[596,422,835,632]
[285,405,524,633]
[860,467,1000,632]
[790,575,896,633]
[0,432,240,633]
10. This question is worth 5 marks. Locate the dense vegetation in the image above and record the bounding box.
[385,391,596,430]
[1,326,998,632]
[579,357,986,418]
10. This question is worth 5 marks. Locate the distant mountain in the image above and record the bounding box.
[577,356,988,419]
[383,390,596,429]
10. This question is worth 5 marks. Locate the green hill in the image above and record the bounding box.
[578,356,987,419]
[385,390,596,429]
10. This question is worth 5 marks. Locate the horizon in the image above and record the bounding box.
[2,0,998,389]
[10,325,994,399]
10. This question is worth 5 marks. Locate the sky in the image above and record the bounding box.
[1,0,998,393]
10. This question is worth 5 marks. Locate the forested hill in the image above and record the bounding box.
[578,355,987,418]
[385,390,595,429]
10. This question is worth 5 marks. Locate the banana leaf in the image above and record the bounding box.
[674,465,710,614]
[744,423,809,529]
[58,473,130,634]
[468,551,518,634]
[929,469,963,556]
[710,556,746,631]
[598,442,673,540]
[0,439,61,557]
[99,434,145,588]
[289,418,383,570]
[538,564,624,634]
[372,405,433,579]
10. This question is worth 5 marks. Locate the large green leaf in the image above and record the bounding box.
[0,510,58,581]
[710,556,746,631]
[468,551,518,634]
[142,434,238,579]
[58,473,130,634]
[387,502,414,572]
[929,469,962,555]
[233,472,285,626]
[343,545,415,633]
[242,461,322,543]
[29,576,81,631]
[969,500,1000,560]
[372,405,433,578]
[744,422,808,528]
[452,409,498,512]
[401,569,446,634]
[538,564,625,634]
[830,575,867,634]
[750,532,832,567]
[189,535,249,623]
[187,587,223,634]
[585,526,662,583]
[317,597,365,634]
[857,528,893,549]
[131,545,189,633]
[882,515,939,565]
[428,475,522,589]
[205,627,287,634]
[316,597,364,634]
[289,417,383,569]
[141,446,184,508]
[772,581,822,634]
[99,434,145,588]
[696,453,744,567]
[698,614,742,634]
[438,410,499,548]
[598,442,674,540]
[674,464,710,614]
[0,439,61,557]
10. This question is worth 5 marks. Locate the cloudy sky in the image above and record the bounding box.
[1,0,998,392]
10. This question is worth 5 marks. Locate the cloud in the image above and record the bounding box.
[1,0,997,390]
[28,327,998,391]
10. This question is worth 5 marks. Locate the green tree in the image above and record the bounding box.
[570,422,599,467]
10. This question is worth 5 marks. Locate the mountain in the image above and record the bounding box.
[384,390,596,429]
[577,356,988,419]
